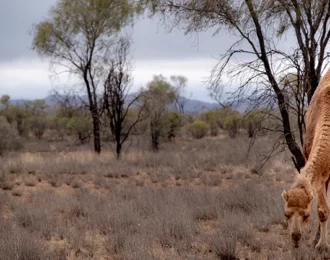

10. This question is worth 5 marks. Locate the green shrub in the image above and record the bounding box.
[5,106,29,136]
[224,113,241,138]
[167,111,183,141]
[29,116,48,139]
[51,117,69,140]
[200,110,218,136]
[67,116,92,144]
[241,111,262,138]
[214,107,236,129]
[186,120,209,139]
[0,118,23,156]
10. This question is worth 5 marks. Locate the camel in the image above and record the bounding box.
[282,69,330,250]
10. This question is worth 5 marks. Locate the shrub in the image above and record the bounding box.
[200,110,218,136]
[241,111,262,138]
[6,105,30,136]
[224,113,241,138]
[0,118,23,156]
[51,116,69,140]
[67,116,92,144]
[186,120,209,139]
[211,232,237,260]
[214,107,236,129]
[166,111,183,141]
[29,116,48,139]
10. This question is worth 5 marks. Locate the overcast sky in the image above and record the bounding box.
[0,0,242,102]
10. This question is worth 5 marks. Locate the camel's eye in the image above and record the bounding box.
[303,215,310,221]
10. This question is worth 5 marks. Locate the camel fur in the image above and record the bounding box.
[282,68,330,250]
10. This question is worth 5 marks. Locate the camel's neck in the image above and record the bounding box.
[300,171,312,186]
[291,173,314,198]
[300,162,317,187]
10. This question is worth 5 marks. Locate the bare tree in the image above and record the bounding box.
[280,71,307,147]
[273,0,330,103]
[32,0,134,154]
[141,0,330,171]
[103,38,145,159]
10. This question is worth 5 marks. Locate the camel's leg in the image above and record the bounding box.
[314,177,330,246]
[315,182,330,250]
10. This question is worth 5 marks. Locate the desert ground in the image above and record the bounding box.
[0,133,327,260]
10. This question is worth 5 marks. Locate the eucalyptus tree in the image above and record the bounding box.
[32,0,135,153]
[142,75,176,151]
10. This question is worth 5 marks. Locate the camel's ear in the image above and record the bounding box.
[309,191,314,200]
[282,190,288,202]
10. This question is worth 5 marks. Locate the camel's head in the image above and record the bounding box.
[282,174,314,248]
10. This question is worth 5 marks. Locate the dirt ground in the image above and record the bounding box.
[0,135,327,259]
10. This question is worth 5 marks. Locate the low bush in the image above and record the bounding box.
[186,120,209,139]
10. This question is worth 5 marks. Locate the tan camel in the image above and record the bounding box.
[282,69,330,250]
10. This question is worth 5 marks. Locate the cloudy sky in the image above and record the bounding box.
[0,0,240,102]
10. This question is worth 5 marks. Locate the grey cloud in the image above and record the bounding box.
[131,14,235,60]
[0,0,57,61]
[0,0,234,62]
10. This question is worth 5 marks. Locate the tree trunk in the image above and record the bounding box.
[275,84,305,171]
[308,72,319,104]
[245,0,305,171]
[151,121,159,152]
[151,133,159,152]
[116,142,122,159]
[115,121,122,159]
[92,113,101,154]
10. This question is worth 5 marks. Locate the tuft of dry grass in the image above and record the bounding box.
[211,232,238,260]
[24,175,37,187]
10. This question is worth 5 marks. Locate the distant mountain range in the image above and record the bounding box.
[168,97,219,113]
[9,94,221,113]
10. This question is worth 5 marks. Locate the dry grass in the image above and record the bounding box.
[0,135,323,259]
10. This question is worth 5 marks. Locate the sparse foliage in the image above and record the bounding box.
[0,118,23,156]
[280,73,307,146]
[67,114,93,144]
[142,75,176,151]
[141,0,330,171]
[32,0,135,153]
[29,116,48,139]
[200,110,219,136]
[166,111,183,141]
[170,75,190,114]
[103,38,145,158]
[224,113,241,139]
[27,99,48,116]
[186,120,209,139]
[0,95,10,111]
[51,116,69,141]
[241,111,262,138]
